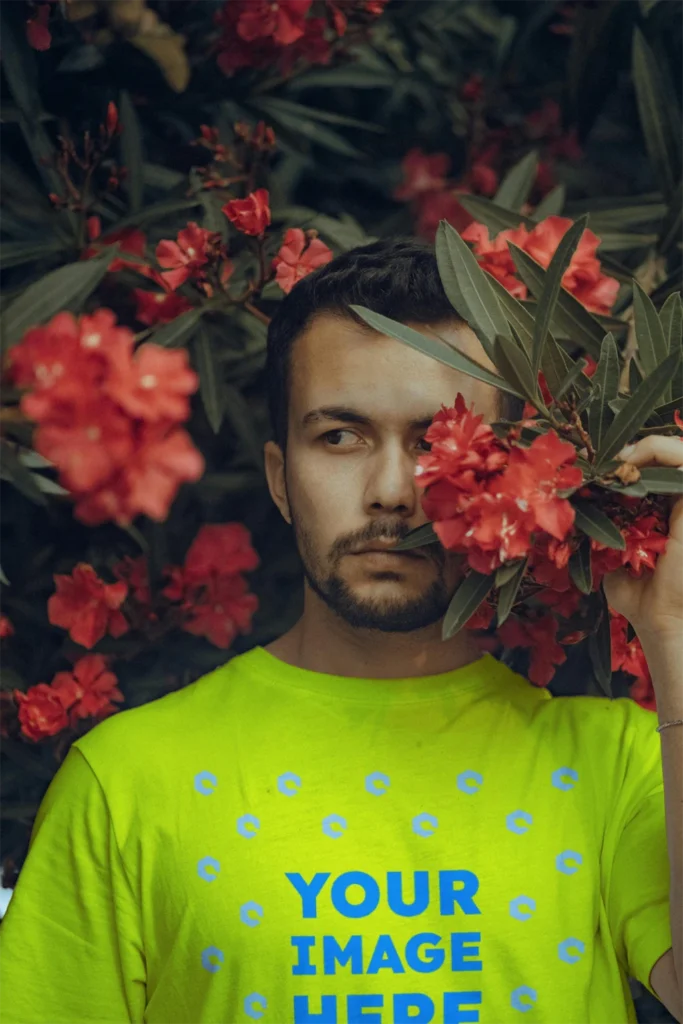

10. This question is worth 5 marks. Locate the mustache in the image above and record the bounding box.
[331,522,446,568]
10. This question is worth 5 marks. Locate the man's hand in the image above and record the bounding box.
[603,435,683,643]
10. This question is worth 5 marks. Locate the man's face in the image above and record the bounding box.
[265,313,500,633]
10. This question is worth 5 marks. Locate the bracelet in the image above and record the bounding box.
[656,719,683,733]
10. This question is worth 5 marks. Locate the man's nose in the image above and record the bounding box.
[363,443,420,517]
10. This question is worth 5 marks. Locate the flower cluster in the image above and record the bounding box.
[7,309,204,525]
[417,395,582,575]
[48,564,128,649]
[214,0,387,78]
[417,395,670,690]
[272,228,334,293]
[12,655,123,742]
[462,216,619,315]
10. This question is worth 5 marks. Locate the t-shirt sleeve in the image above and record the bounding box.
[0,744,146,1023]
[602,698,673,999]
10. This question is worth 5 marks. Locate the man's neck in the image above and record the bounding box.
[264,590,483,680]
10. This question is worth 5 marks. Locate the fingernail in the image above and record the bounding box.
[618,443,636,458]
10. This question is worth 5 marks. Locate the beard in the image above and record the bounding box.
[291,509,453,633]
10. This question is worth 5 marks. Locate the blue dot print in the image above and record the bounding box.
[244,993,268,1019]
[457,769,483,794]
[511,985,537,1012]
[556,850,583,875]
[197,855,221,882]
[509,895,536,921]
[552,767,579,791]
[365,771,391,795]
[237,814,260,838]
[201,946,224,973]
[240,901,264,927]
[506,810,532,834]
[277,772,302,796]
[322,814,347,838]
[412,812,438,837]
[558,937,585,964]
[194,770,218,795]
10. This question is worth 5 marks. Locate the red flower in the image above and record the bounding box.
[461,73,484,102]
[35,398,135,493]
[133,289,193,326]
[394,149,450,200]
[237,0,312,45]
[498,611,566,686]
[26,4,51,50]
[523,216,619,315]
[591,510,668,587]
[83,227,157,280]
[75,426,204,527]
[183,523,260,584]
[281,17,332,71]
[610,609,652,695]
[155,223,216,291]
[674,408,683,431]
[105,344,199,423]
[273,229,333,294]
[86,216,102,241]
[499,431,582,540]
[416,191,473,241]
[0,615,14,639]
[14,683,69,742]
[181,574,259,648]
[416,394,508,493]
[461,221,530,299]
[51,654,123,726]
[48,564,129,649]
[113,556,151,607]
[468,163,498,197]
[105,102,119,136]
[223,189,271,236]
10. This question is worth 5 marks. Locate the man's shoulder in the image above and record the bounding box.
[72,648,257,770]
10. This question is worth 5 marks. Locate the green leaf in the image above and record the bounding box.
[495,559,526,587]
[633,282,668,377]
[632,28,681,200]
[496,558,527,626]
[589,588,612,696]
[587,333,619,450]
[248,96,383,133]
[119,91,144,214]
[194,327,223,433]
[0,445,47,506]
[595,348,682,469]
[658,181,682,254]
[0,250,116,352]
[635,467,683,494]
[349,307,522,397]
[659,292,683,356]
[435,220,511,360]
[509,244,605,357]
[151,308,203,348]
[485,273,534,351]
[554,358,589,400]
[493,335,540,408]
[531,216,588,378]
[455,194,534,237]
[569,536,593,594]
[533,185,566,220]
[250,98,362,157]
[597,231,659,252]
[442,571,495,640]
[393,524,440,552]
[493,151,539,212]
[572,500,625,549]
[0,239,67,270]
[221,383,264,469]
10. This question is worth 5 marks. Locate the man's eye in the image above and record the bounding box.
[322,429,358,447]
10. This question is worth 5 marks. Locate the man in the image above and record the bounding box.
[1,239,681,1024]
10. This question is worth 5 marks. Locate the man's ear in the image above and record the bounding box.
[264,440,291,524]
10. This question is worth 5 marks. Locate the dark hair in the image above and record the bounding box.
[265,236,521,450]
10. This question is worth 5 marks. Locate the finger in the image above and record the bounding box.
[618,435,683,467]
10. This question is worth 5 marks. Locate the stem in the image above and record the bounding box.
[244,300,271,326]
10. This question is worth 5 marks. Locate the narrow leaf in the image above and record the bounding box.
[587,333,619,450]
[633,282,667,377]
[496,558,527,626]
[635,467,683,494]
[533,185,566,220]
[435,220,511,360]
[194,328,223,433]
[152,308,203,348]
[350,307,521,397]
[393,524,440,552]
[554,358,588,400]
[0,250,116,352]
[509,244,605,356]
[659,291,683,362]
[442,571,495,640]
[632,28,681,199]
[495,559,526,587]
[493,335,539,407]
[569,537,593,595]
[455,195,534,237]
[589,588,613,696]
[572,501,625,549]
[222,383,265,468]
[494,151,539,212]
[532,216,588,378]
[119,91,144,214]
[595,348,682,469]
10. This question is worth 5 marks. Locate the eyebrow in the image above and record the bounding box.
[301,406,435,431]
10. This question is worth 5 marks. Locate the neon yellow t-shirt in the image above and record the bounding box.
[0,648,672,1024]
